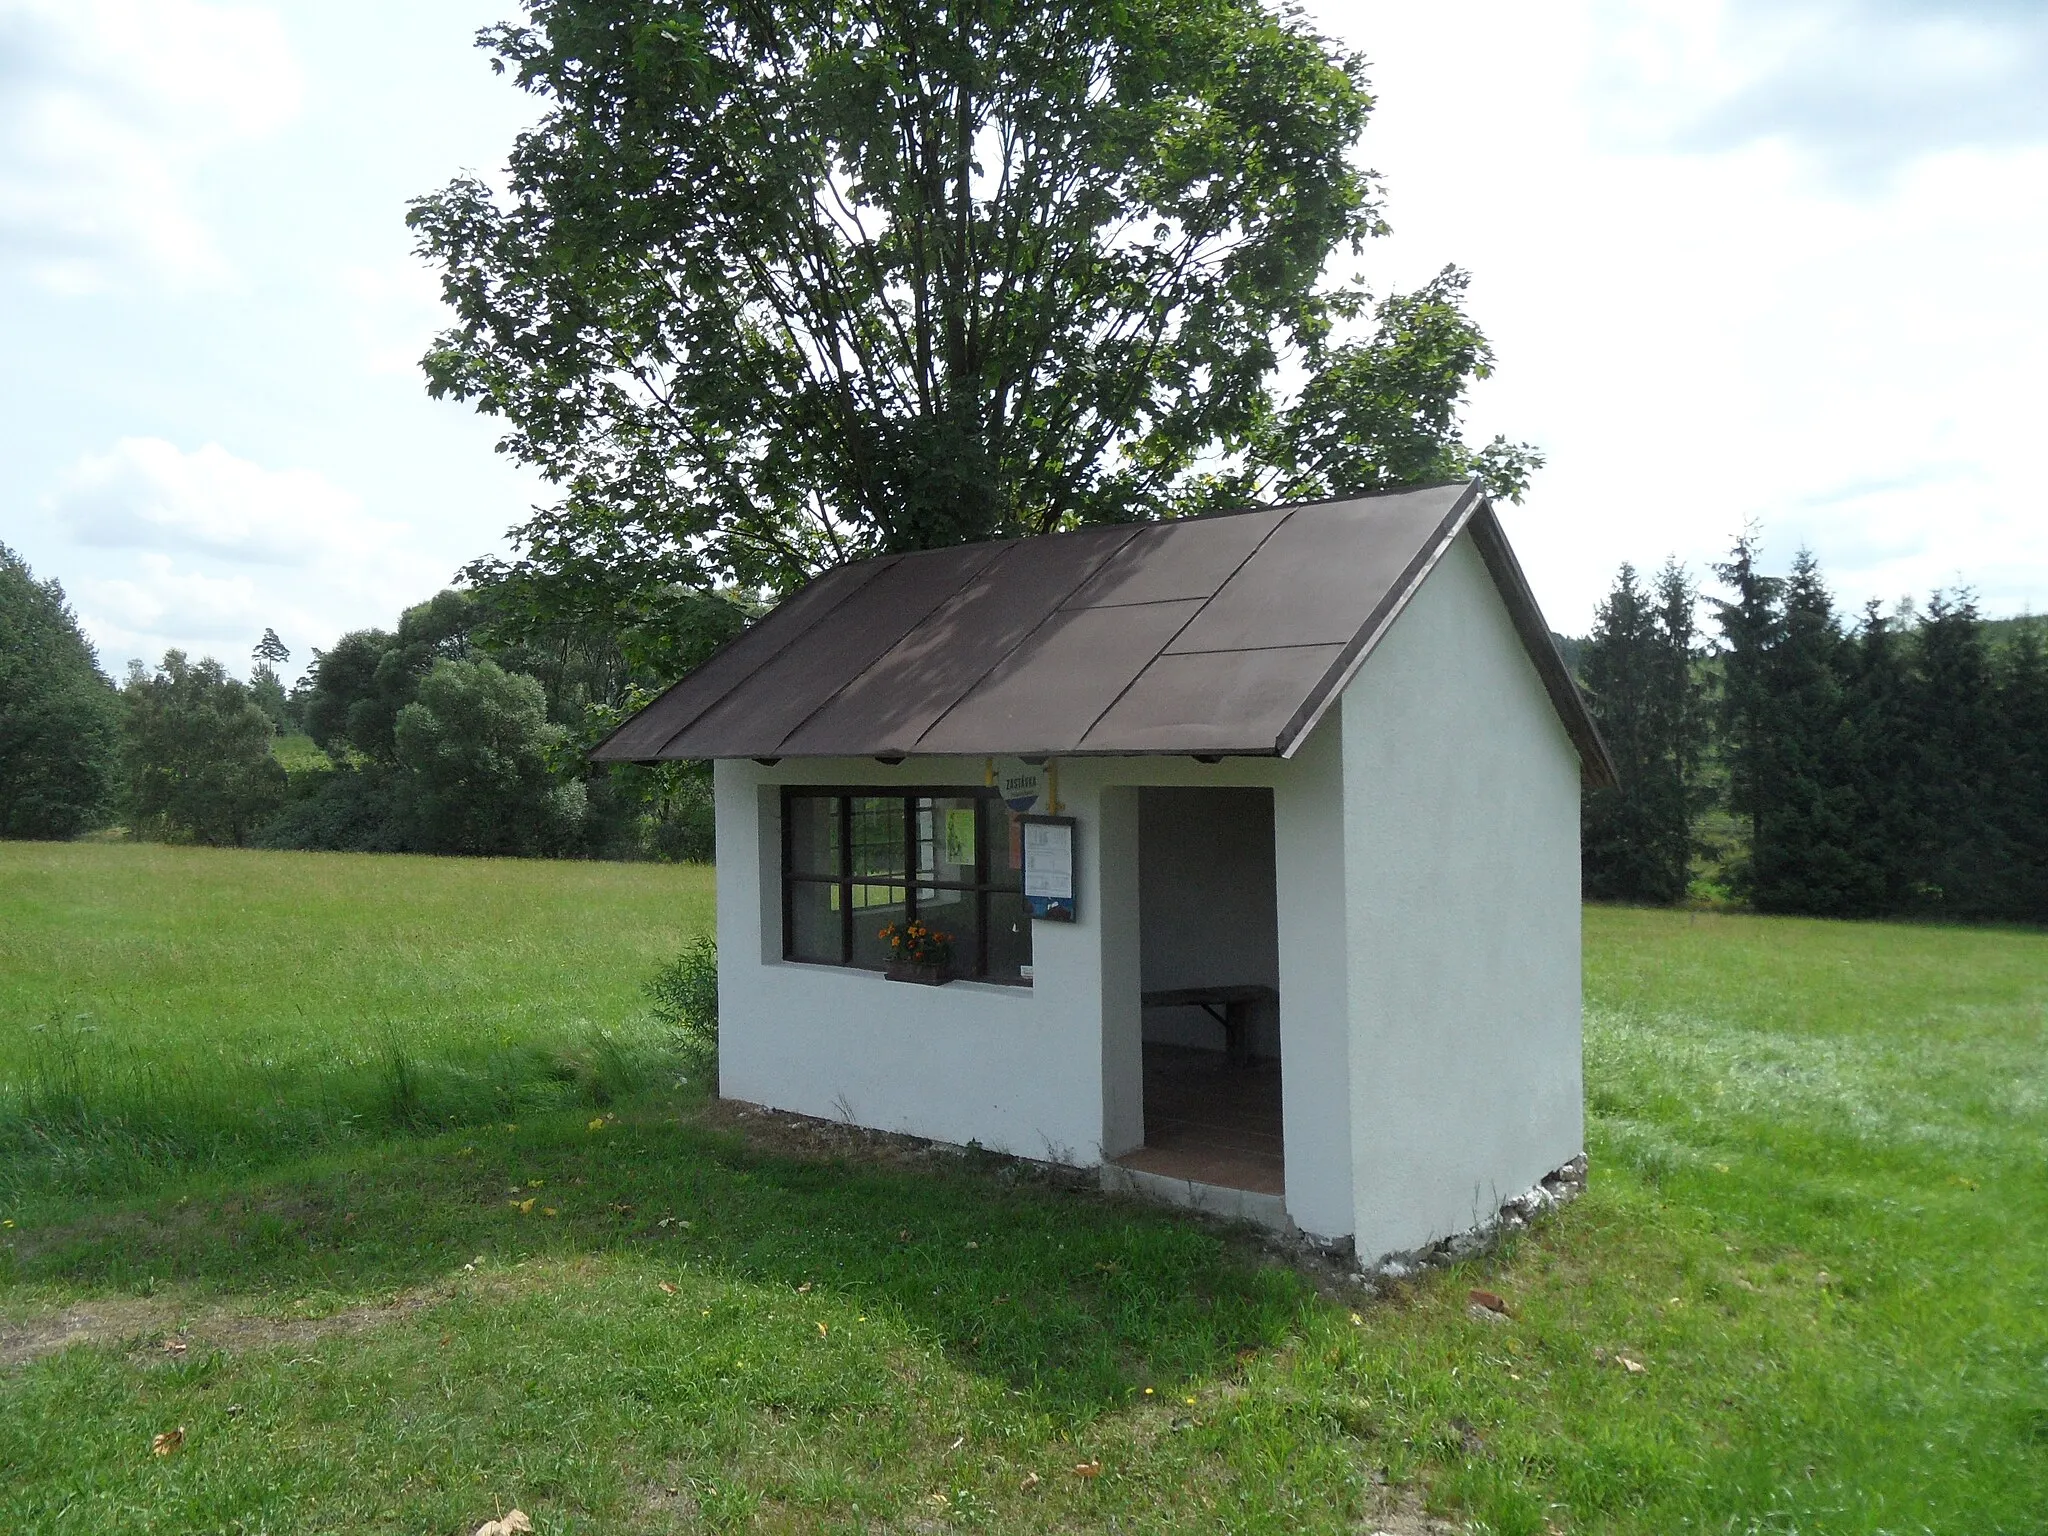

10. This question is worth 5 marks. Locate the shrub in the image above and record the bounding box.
[648,935,718,1060]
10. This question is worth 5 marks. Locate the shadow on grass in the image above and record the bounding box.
[0,1094,1315,1418]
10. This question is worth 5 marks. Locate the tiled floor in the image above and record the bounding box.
[1113,1043,1284,1195]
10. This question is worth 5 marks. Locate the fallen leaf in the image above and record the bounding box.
[1349,1311,1364,1326]
[511,1198,535,1214]
[659,1282,677,1295]
[471,1512,533,1536]
[161,1338,188,1355]
[527,1179,544,1189]
[1072,1460,1102,1478]
[588,1117,607,1131]
[1468,1288,1509,1315]
[541,1207,558,1218]
[816,1322,828,1338]
[966,1240,979,1250]
[796,1282,812,1294]
[151,1427,185,1456]
[1618,1355,1648,1374]
[947,1434,965,1452]
[1020,1471,1041,1492]
[925,1492,950,1508]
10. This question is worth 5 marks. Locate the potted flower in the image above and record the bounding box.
[878,920,954,985]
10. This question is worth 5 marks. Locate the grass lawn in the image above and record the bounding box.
[2,844,2044,1534]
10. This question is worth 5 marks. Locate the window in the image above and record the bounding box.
[782,789,1032,983]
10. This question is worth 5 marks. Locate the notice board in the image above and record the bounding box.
[1019,815,1077,922]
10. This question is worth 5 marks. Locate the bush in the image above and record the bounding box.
[0,544,121,839]
[252,763,416,852]
[648,935,718,1061]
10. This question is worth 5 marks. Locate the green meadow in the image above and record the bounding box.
[1,843,2043,1533]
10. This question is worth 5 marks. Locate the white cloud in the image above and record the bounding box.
[0,0,302,291]
[42,438,439,673]
[1309,0,2048,629]
[50,437,400,566]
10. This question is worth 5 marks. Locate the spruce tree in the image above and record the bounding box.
[1993,618,2048,922]
[1839,599,1916,913]
[1580,559,1703,903]
[1908,591,2001,916]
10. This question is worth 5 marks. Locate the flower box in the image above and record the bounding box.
[884,960,952,986]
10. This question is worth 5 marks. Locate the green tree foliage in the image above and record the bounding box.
[247,628,296,734]
[409,0,1533,604]
[1994,619,2048,919]
[0,544,121,839]
[301,590,481,762]
[121,652,287,846]
[1694,540,2048,923]
[394,657,588,855]
[1580,560,1705,903]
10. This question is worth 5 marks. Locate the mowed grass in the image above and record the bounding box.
[1,846,2044,1534]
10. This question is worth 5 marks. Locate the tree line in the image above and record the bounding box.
[1577,539,2048,924]
[0,541,743,859]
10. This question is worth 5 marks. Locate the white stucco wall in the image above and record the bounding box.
[712,750,1358,1238]
[714,755,1116,1164]
[1138,787,1281,1057]
[1338,530,1585,1260]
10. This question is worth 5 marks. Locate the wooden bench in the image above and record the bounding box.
[1140,984,1278,1068]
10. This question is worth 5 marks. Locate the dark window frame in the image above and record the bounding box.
[781,786,1030,985]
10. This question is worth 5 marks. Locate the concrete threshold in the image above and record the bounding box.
[1100,1160,1291,1233]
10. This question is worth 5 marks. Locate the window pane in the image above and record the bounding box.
[916,796,981,884]
[985,889,1032,982]
[849,797,906,879]
[850,883,910,968]
[912,884,979,975]
[787,878,843,963]
[786,794,841,877]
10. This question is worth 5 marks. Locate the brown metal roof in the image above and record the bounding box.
[591,480,1616,784]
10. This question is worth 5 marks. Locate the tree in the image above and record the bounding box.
[1579,560,1704,903]
[301,590,481,763]
[410,0,1534,601]
[1907,590,2001,916]
[1993,617,2048,921]
[394,658,587,855]
[0,544,121,839]
[121,652,287,846]
[253,628,291,668]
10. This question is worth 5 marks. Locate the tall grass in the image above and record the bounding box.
[0,842,715,1211]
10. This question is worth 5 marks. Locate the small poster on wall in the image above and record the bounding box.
[1020,815,1077,922]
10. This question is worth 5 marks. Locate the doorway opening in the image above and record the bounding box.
[1117,787,1282,1195]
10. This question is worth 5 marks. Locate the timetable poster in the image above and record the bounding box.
[1020,816,1076,922]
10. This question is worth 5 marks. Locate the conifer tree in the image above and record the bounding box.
[1993,618,2048,921]
[1580,559,1704,903]
[1908,591,2001,916]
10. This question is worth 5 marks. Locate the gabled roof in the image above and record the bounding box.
[592,479,1615,783]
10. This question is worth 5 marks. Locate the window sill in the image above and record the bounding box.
[767,957,1035,997]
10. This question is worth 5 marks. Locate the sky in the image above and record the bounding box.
[1,0,2043,680]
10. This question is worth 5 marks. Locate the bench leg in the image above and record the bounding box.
[1223,1000,1253,1068]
